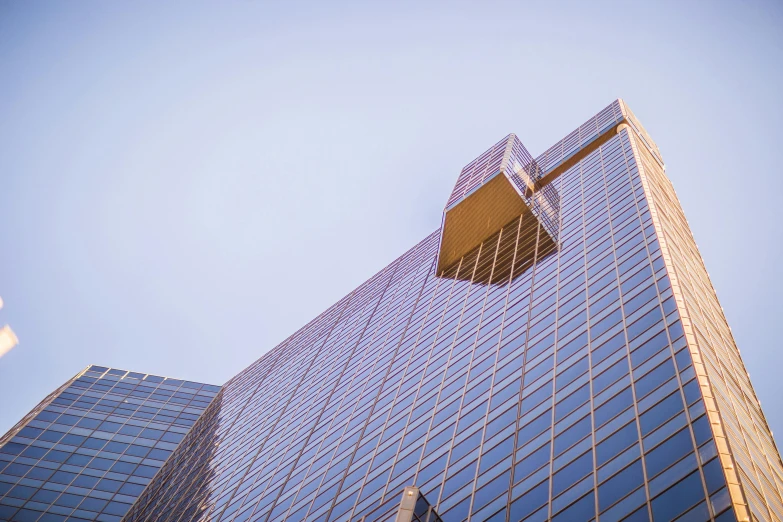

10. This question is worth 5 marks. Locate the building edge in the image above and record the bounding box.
[620,116,783,521]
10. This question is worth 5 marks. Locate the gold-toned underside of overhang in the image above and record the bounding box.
[436,116,636,280]
[436,174,530,275]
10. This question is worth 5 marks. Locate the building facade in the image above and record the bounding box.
[121,100,783,522]
[0,365,220,521]
[53,100,783,522]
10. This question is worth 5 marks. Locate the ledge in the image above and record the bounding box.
[436,135,559,277]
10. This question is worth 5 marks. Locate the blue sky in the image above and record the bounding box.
[1,1,781,445]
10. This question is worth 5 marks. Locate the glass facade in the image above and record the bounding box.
[1,99,769,522]
[0,365,219,521]
[119,100,783,522]
[625,122,783,522]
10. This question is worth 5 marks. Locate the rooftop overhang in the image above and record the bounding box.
[436,100,660,280]
[436,172,531,275]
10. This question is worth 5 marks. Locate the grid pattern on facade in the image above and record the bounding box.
[360,486,442,522]
[120,101,763,522]
[628,127,783,522]
[0,366,219,522]
[445,134,531,211]
[534,100,624,175]
[438,134,559,277]
[621,104,664,167]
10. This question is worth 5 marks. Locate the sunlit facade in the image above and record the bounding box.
[0,365,219,521]
[100,100,783,521]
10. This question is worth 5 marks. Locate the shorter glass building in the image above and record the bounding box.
[0,365,219,522]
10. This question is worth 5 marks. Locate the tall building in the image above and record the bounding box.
[0,365,220,521]
[26,99,775,522]
[120,100,783,522]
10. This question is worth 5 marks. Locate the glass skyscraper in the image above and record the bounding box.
[0,365,219,521]
[121,100,783,522]
[6,99,782,522]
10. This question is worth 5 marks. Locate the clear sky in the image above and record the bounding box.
[1,1,781,445]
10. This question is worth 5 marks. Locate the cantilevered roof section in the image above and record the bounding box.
[436,98,659,278]
[533,99,663,190]
[436,134,559,276]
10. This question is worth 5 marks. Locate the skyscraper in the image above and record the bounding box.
[0,365,220,521]
[76,100,783,521]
